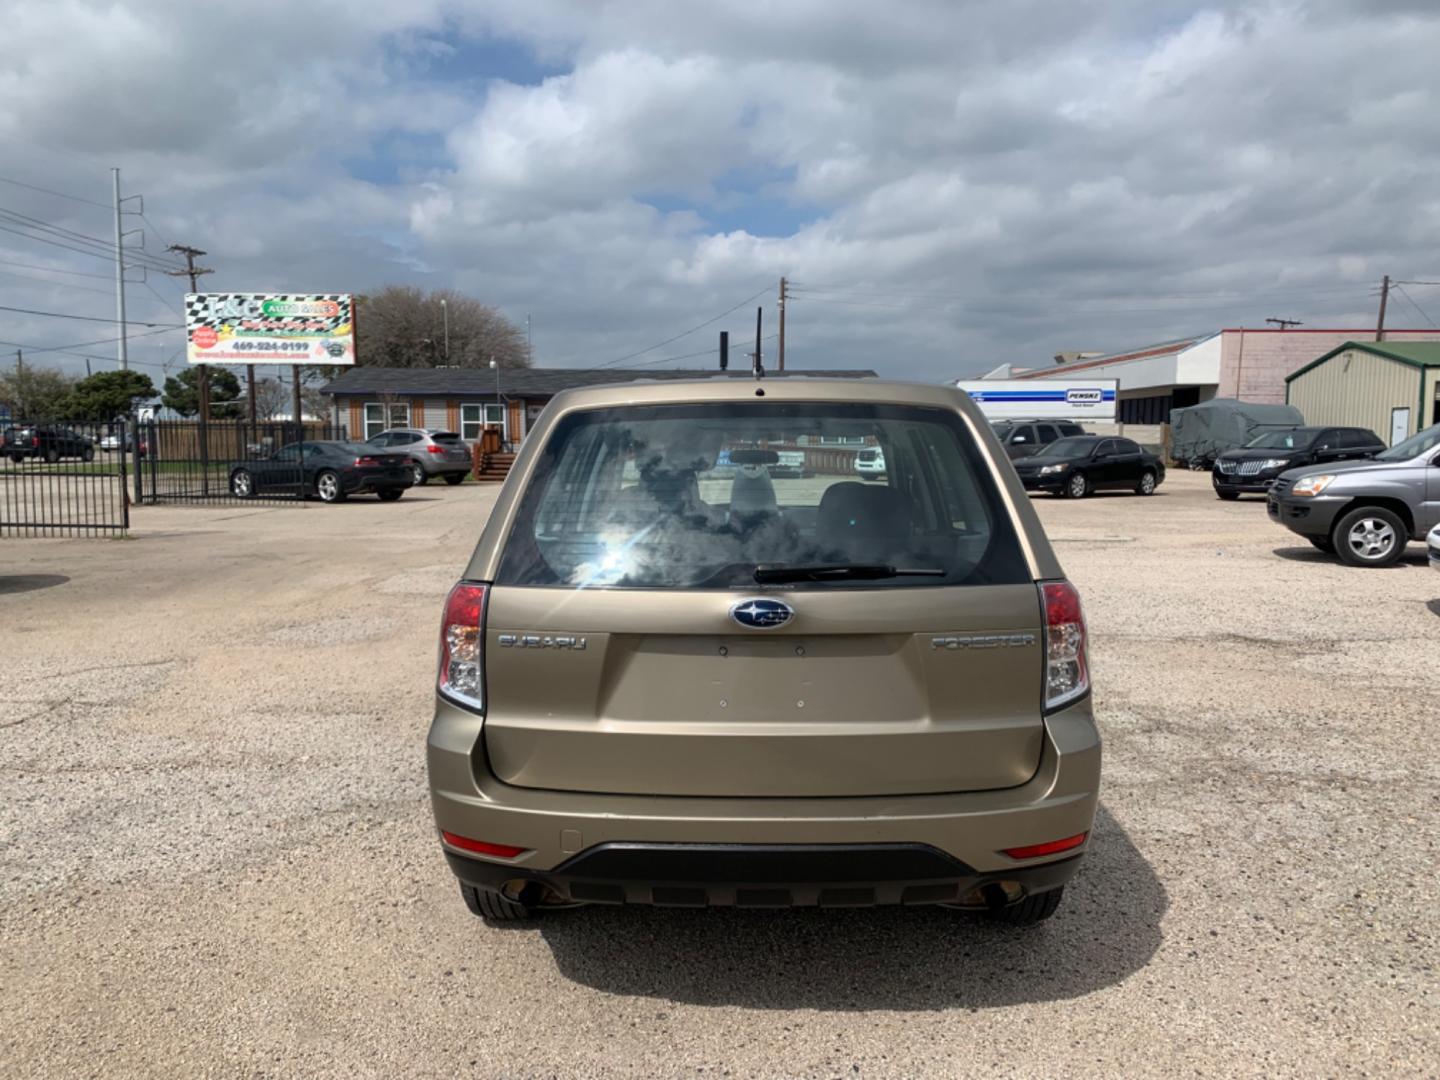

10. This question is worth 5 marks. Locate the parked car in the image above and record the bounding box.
[228,441,412,503]
[1012,435,1164,498]
[428,378,1099,926]
[991,420,1087,460]
[365,428,472,487]
[1268,423,1440,567]
[1429,524,1440,572]
[2,425,95,464]
[854,445,887,479]
[769,448,807,478]
[1212,426,1385,500]
[98,431,149,457]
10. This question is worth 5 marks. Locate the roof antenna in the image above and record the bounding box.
[752,306,764,380]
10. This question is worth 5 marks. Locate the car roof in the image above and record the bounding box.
[544,377,970,412]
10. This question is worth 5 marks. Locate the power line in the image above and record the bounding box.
[0,257,115,281]
[582,285,771,369]
[0,326,175,357]
[1392,284,1438,328]
[0,302,180,327]
[0,173,112,210]
[0,219,181,273]
[0,205,183,272]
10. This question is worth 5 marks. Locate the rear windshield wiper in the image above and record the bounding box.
[753,563,946,584]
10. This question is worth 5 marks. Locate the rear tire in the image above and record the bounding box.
[82,446,95,462]
[444,473,464,486]
[1064,471,1089,499]
[1332,506,1407,568]
[230,468,255,499]
[1215,489,1240,501]
[410,462,428,487]
[1135,469,1156,496]
[988,887,1064,926]
[44,447,59,464]
[377,490,404,502]
[460,883,532,922]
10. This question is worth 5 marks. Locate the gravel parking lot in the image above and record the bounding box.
[2,472,1435,1078]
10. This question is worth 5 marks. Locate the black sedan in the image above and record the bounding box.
[1012,435,1165,498]
[1211,426,1384,500]
[228,441,413,502]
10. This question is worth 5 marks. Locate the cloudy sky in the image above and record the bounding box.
[2,0,1439,385]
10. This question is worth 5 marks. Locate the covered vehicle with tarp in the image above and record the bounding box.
[1170,398,1305,467]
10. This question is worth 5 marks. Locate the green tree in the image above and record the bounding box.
[162,367,243,419]
[0,363,77,421]
[65,369,156,421]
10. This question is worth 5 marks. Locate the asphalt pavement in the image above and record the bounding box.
[1,472,1435,1077]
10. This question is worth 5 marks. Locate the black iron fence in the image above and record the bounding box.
[0,419,130,537]
[135,418,349,506]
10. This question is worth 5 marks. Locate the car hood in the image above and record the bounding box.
[1276,458,1389,481]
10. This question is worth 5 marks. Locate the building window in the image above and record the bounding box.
[461,402,506,440]
[364,402,409,438]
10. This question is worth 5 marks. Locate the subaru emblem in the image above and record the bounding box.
[729,597,794,629]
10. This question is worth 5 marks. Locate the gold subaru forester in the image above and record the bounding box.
[428,377,1099,925]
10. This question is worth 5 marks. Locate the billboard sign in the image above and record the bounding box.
[956,378,1118,421]
[185,293,355,365]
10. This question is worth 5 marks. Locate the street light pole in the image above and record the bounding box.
[489,357,500,442]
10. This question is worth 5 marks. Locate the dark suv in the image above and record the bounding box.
[991,421,1086,460]
[2,425,96,464]
[1212,426,1384,500]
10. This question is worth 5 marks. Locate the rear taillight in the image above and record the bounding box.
[440,832,528,859]
[438,582,487,711]
[1002,832,1088,860]
[425,444,445,454]
[353,455,380,467]
[1041,580,1089,711]
[31,436,39,448]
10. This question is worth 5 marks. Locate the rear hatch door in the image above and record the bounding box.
[480,399,1045,798]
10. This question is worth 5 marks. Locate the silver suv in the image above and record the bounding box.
[1268,423,1440,566]
[365,428,471,486]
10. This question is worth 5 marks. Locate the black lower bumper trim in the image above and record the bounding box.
[443,842,1083,908]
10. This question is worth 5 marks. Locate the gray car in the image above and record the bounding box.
[365,428,472,486]
[1268,423,1440,567]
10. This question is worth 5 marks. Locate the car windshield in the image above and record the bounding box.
[1245,429,1312,449]
[1375,424,1440,461]
[496,401,1029,589]
[1032,437,1096,458]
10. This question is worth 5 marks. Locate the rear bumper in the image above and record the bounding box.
[420,459,472,476]
[427,696,1101,902]
[344,473,412,494]
[443,842,1083,908]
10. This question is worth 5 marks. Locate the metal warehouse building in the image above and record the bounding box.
[1285,341,1440,446]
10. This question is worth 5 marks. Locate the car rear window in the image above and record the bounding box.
[432,432,462,443]
[495,402,1030,589]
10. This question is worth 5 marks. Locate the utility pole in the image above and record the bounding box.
[112,169,130,371]
[1265,317,1303,330]
[752,306,764,379]
[719,330,729,371]
[777,276,788,371]
[441,298,450,360]
[526,313,533,365]
[165,245,215,422]
[1376,275,1390,342]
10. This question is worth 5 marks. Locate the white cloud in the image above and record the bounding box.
[1,0,1438,381]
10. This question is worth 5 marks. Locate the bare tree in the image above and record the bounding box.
[355,286,529,369]
[252,378,289,420]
